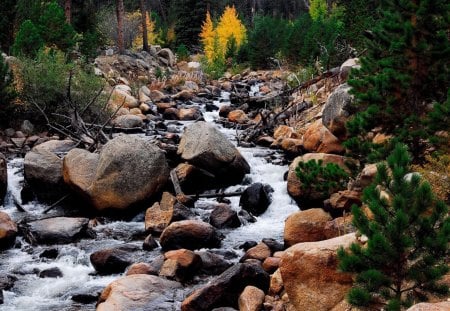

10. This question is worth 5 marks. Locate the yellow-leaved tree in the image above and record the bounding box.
[309,0,328,21]
[133,11,158,49]
[200,11,215,62]
[216,6,246,56]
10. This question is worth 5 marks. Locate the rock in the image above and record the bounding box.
[280,233,356,311]
[261,238,284,253]
[238,286,265,311]
[184,81,199,91]
[143,234,159,251]
[339,58,360,81]
[406,302,450,311]
[173,90,194,101]
[228,110,249,124]
[323,216,355,240]
[109,88,139,109]
[239,183,272,216]
[150,89,167,102]
[145,192,176,234]
[221,81,233,92]
[0,212,17,249]
[38,267,63,278]
[64,135,170,212]
[160,249,202,282]
[241,242,271,262]
[325,190,361,216]
[197,251,232,275]
[163,107,180,120]
[174,163,216,193]
[178,107,202,120]
[209,204,241,229]
[0,153,6,203]
[262,257,280,273]
[284,209,332,247]
[20,120,34,135]
[273,126,300,140]
[25,217,89,244]
[139,103,152,114]
[157,48,175,67]
[63,148,99,195]
[178,122,250,186]
[287,153,353,204]
[90,248,132,275]
[279,138,304,155]
[97,275,182,311]
[160,220,222,251]
[24,140,75,201]
[303,119,344,154]
[126,262,158,276]
[322,84,354,139]
[219,105,233,118]
[188,62,201,70]
[269,269,284,295]
[181,263,270,311]
[372,132,392,144]
[349,163,377,192]
[113,115,144,128]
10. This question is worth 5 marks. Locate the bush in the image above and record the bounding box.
[295,159,349,202]
[175,44,190,62]
[11,20,44,57]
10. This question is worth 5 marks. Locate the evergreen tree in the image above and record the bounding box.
[345,0,450,159]
[0,0,18,53]
[11,20,44,57]
[338,144,450,310]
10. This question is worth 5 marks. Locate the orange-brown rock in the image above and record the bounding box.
[280,138,303,155]
[328,190,362,212]
[126,262,158,276]
[372,133,392,144]
[273,125,300,140]
[145,192,176,234]
[178,107,202,120]
[228,109,250,124]
[303,119,344,154]
[108,88,139,109]
[156,102,176,112]
[242,242,272,262]
[174,163,216,193]
[0,211,17,249]
[262,257,280,273]
[284,208,332,247]
[280,233,356,311]
[323,215,355,240]
[238,286,265,311]
[269,268,284,295]
[160,248,202,281]
[172,89,194,101]
[350,163,377,192]
[149,89,167,102]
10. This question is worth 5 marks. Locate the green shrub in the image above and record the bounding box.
[175,44,190,62]
[11,20,44,57]
[295,159,349,202]
[338,144,450,310]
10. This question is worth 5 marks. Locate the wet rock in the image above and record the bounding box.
[174,163,216,193]
[126,262,158,276]
[173,90,194,101]
[262,257,280,273]
[24,217,89,244]
[241,242,271,262]
[97,274,182,311]
[172,202,195,221]
[238,286,265,311]
[143,234,159,251]
[64,135,169,212]
[160,220,222,251]
[90,248,132,275]
[239,241,258,251]
[0,153,6,202]
[219,105,233,118]
[0,275,17,291]
[284,209,332,247]
[160,249,202,282]
[178,107,202,120]
[113,115,144,128]
[145,192,176,234]
[163,107,179,120]
[239,183,273,216]
[322,84,354,140]
[39,248,59,259]
[150,89,167,102]
[209,204,241,229]
[0,212,16,249]
[178,122,250,187]
[38,267,63,278]
[196,251,232,276]
[181,263,270,311]
[24,140,75,201]
[0,289,3,304]
[228,110,249,124]
[303,119,344,154]
[261,238,284,253]
[280,233,356,311]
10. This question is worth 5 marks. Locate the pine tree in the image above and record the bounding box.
[345,0,450,159]
[338,143,450,310]
[200,11,215,62]
[11,20,44,57]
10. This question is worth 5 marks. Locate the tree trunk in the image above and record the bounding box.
[116,0,125,54]
[65,0,71,24]
[140,0,149,51]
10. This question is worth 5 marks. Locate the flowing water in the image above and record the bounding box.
[0,90,299,310]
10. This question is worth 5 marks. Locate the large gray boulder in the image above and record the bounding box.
[24,140,76,201]
[178,122,250,186]
[0,153,6,203]
[322,83,354,139]
[63,135,170,212]
[24,217,90,244]
[97,275,182,311]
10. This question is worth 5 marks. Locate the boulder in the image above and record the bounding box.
[145,192,176,234]
[287,153,353,204]
[150,90,167,102]
[63,148,99,195]
[178,122,250,186]
[64,135,170,212]
[113,115,144,128]
[273,126,300,140]
[157,48,175,67]
[323,216,355,240]
[349,163,377,192]
[279,138,304,155]
[280,233,356,311]
[0,153,6,203]
[196,251,232,275]
[322,84,354,139]
[262,257,280,273]
[209,204,241,229]
[339,58,360,82]
[241,242,271,262]
[24,140,75,201]
[219,105,233,118]
[303,119,344,154]
[126,262,158,276]
[159,249,202,281]
[178,107,202,120]
[284,209,332,247]
[160,220,222,251]
[0,212,17,249]
[238,286,265,311]
[97,275,182,311]
[90,248,132,275]
[406,302,450,311]
[173,90,194,101]
[228,110,249,124]
[109,88,139,109]
[174,163,216,193]
[181,263,270,311]
[325,190,361,216]
[239,183,272,216]
[38,267,63,278]
[24,217,89,244]
[143,234,159,251]
[20,120,35,135]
